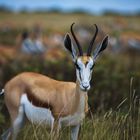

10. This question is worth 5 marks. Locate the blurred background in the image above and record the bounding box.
[0,0,140,138]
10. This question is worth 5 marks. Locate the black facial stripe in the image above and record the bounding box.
[75,63,80,70]
[90,63,95,70]
[74,61,82,80]
[75,60,81,70]
[79,70,82,80]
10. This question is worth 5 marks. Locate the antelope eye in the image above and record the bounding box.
[75,63,80,70]
[90,64,95,70]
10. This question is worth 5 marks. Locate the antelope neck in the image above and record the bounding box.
[76,80,87,95]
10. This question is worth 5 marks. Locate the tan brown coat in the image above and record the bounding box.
[4,72,88,121]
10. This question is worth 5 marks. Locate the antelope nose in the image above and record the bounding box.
[82,84,90,91]
[82,82,89,88]
[83,85,89,89]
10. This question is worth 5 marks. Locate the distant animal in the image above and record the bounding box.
[0,23,108,140]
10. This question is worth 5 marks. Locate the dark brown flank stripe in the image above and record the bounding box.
[25,88,53,110]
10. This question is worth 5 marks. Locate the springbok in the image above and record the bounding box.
[0,23,108,140]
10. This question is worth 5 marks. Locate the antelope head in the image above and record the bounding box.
[64,23,108,91]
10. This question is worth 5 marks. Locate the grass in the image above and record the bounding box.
[17,107,140,140]
[16,79,140,140]
[0,12,140,32]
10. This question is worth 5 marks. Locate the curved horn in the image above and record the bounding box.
[87,24,98,56]
[71,23,83,56]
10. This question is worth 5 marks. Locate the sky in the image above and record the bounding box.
[0,0,140,14]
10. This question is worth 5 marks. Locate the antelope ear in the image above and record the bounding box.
[64,34,77,61]
[93,36,108,60]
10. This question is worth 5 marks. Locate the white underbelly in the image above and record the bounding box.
[20,94,54,126]
[20,94,85,127]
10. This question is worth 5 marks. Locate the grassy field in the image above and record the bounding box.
[16,78,140,140]
[13,97,140,140]
[0,12,140,47]
[0,12,140,32]
[0,57,139,139]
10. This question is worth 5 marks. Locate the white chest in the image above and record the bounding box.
[20,94,86,127]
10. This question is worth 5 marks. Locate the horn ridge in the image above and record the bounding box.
[71,23,83,56]
[87,24,98,56]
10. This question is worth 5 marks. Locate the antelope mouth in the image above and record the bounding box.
[80,85,90,91]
